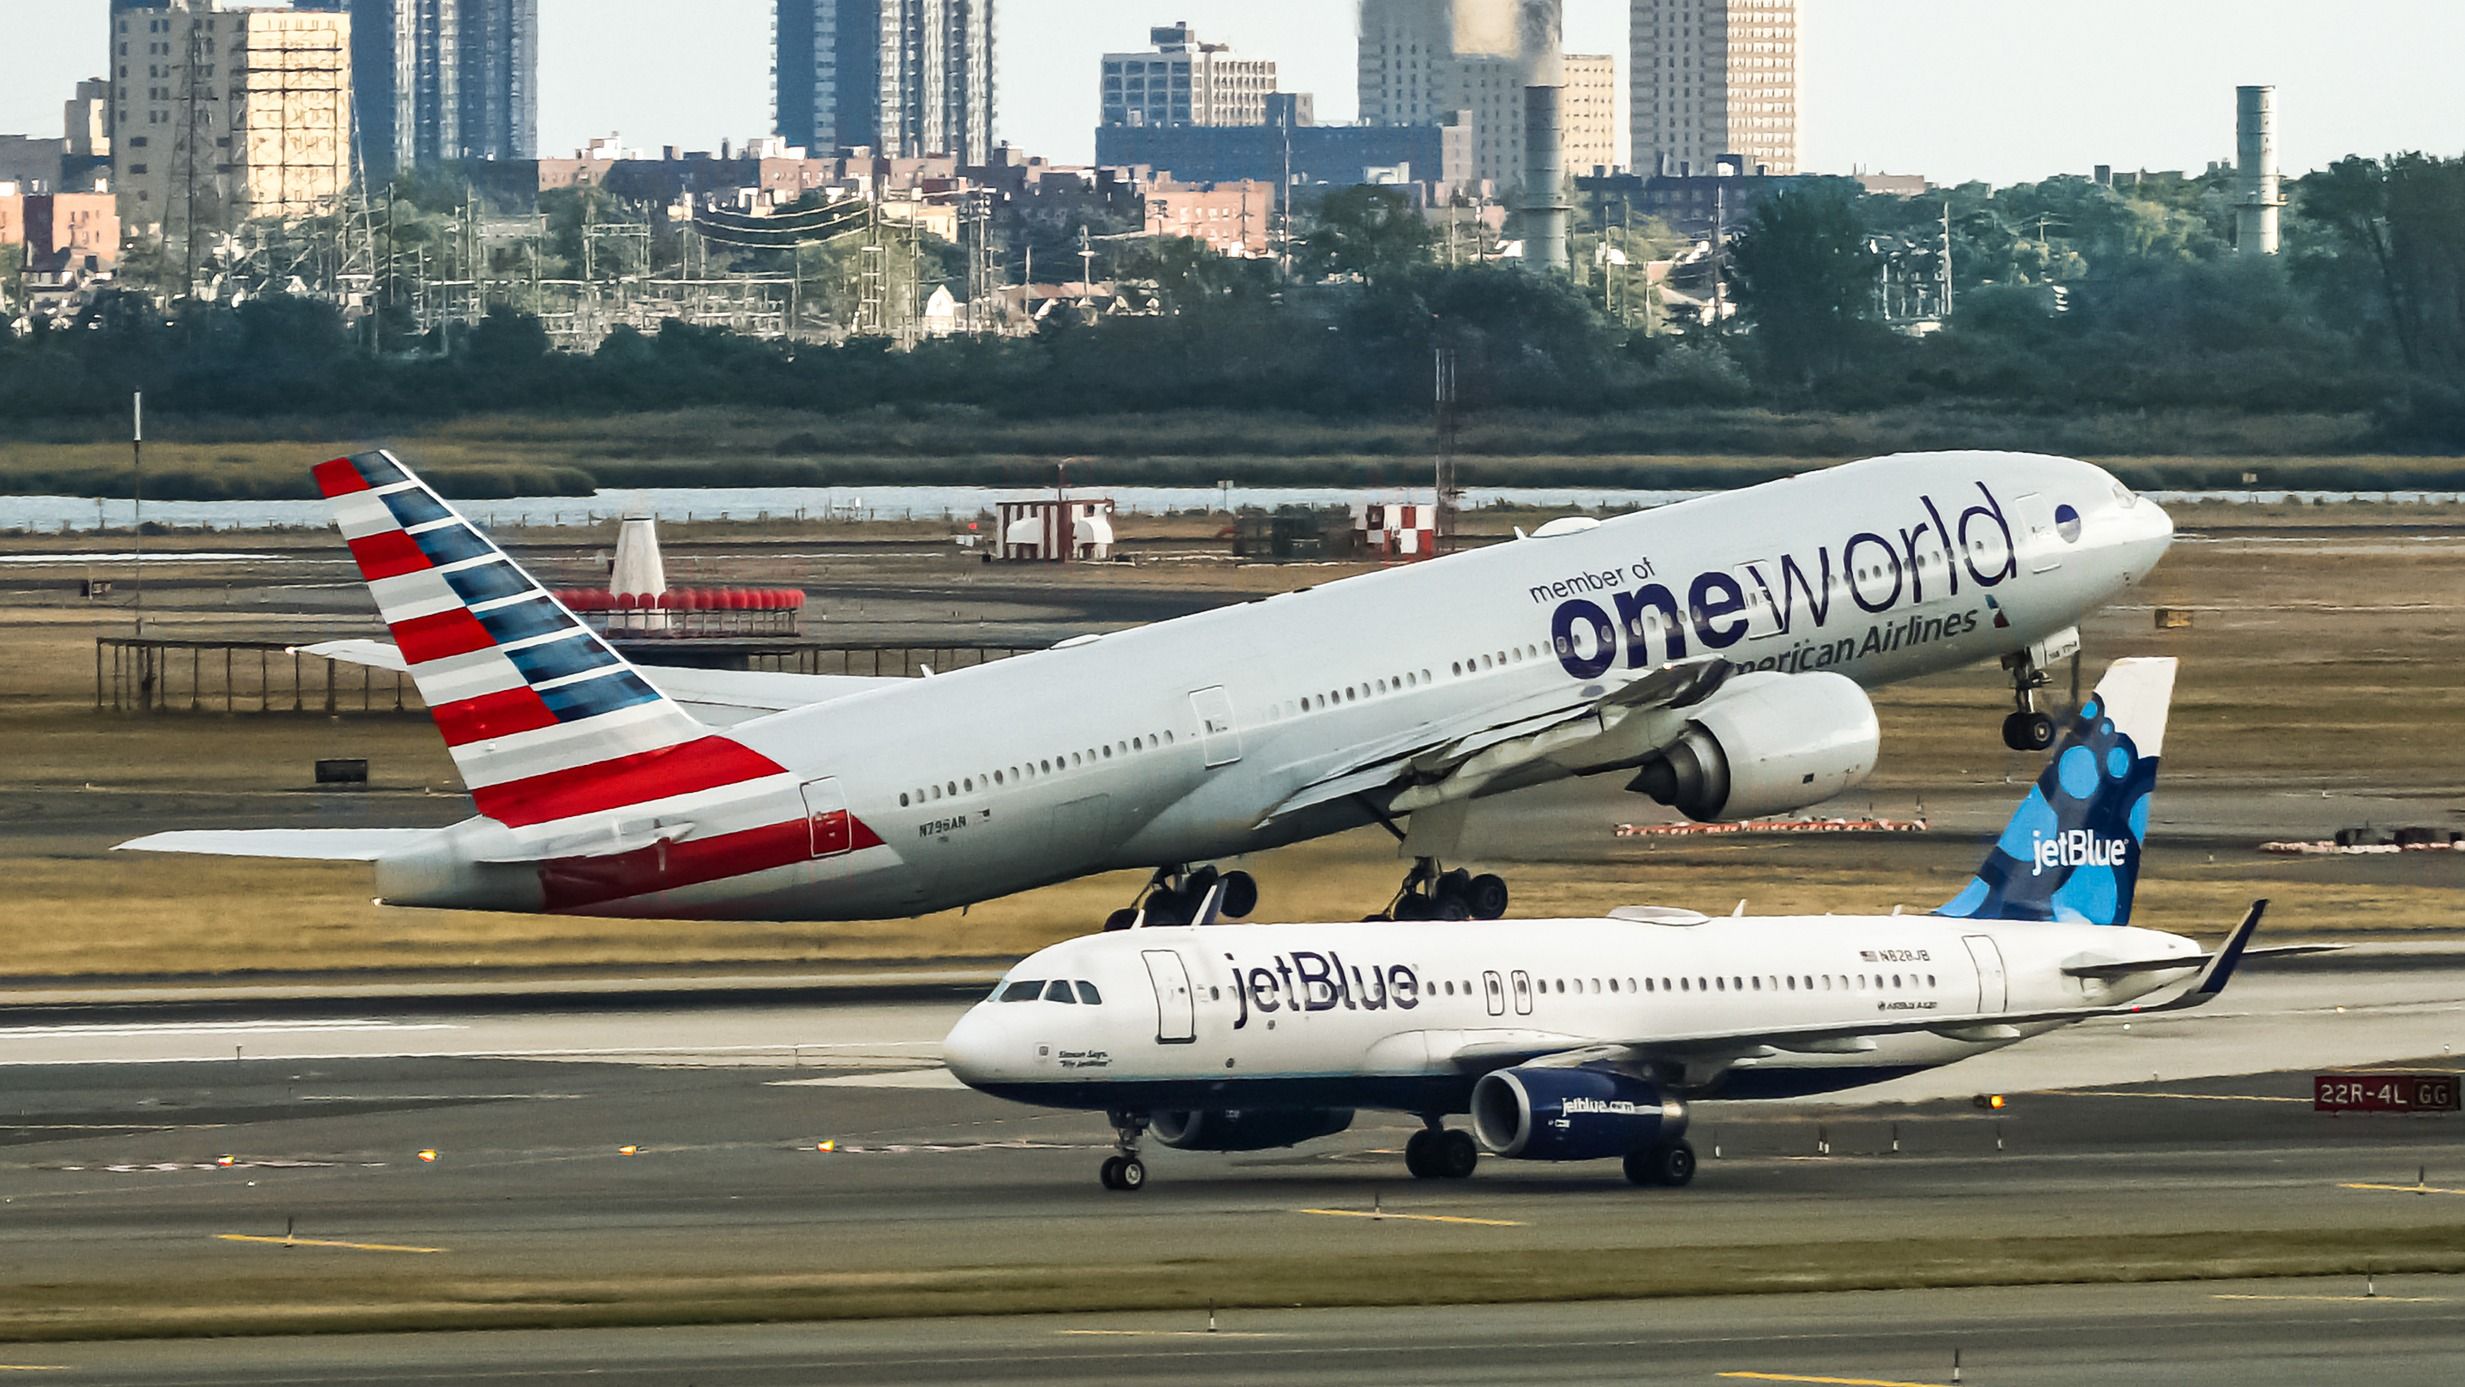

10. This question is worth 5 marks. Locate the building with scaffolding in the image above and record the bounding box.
[111,1,353,242]
[775,0,995,164]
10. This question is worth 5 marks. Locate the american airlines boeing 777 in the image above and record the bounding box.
[944,660,2319,1191]
[122,449,2171,923]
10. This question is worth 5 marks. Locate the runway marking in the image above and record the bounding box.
[2342,1181,2465,1196]
[216,1233,445,1254]
[1296,1207,1525,1227]
[2213,1293,2446,1303]
[1718,1373,1950,1387]
[1058,1329,1282,1339]
[0,1368,67,1374]
[2057,1089,2311,1103]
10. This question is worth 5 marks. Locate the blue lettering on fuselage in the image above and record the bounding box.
[1543,483,2017,678]
[1230,951,1419,1029]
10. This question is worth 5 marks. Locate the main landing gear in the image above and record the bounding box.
[1622,1138,1697,1188]
[1106,865,1259,931]
[1403,1120,1480,1180]
[1373,859,1509,922]
[1098,1110,1149,1192]
[2000,652,2057,753]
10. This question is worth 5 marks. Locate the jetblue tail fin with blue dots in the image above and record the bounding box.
[1936,657,2176,927]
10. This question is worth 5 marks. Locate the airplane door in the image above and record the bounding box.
[1482,970,1506,1017]
[1731,562,1783,640]
[1141,949,1197,1045]
[799,777,851,858]
[1510,970,1533,1016]
[2013,494,2063,573]
[1963,935,2009,1011]
[1190,686,1242,768]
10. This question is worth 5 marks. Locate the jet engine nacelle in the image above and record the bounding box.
[1150,1107,1355,1152]
[1626,671,1878,822]
[1471,1066,1688,1162]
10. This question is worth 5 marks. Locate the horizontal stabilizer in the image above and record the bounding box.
[115,829,438,862]
[293,638,900,725]
[2062,941,2341,980]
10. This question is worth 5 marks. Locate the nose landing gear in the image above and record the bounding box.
[1377,860,1509,922]
[2000,652,2057,752]
[1099,1110,1150,1192]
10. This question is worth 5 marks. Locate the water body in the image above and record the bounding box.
[0,485,2455,534]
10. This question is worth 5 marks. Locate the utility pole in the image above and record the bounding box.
[1940,199,1955,319]
[130,391,144,638]
[1710,184,1727,328]
[1433,347,1460,554]
[1077,224,1093,300]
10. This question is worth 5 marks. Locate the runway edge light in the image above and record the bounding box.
[416,1148,439,1163]
[1974,1093,2008,1111]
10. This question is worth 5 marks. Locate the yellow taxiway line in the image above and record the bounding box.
[1296,1207,1525,1227]
[216,1233,445,1254]
[2342,1182,2465,1196]
[1719,1373,1950,1387]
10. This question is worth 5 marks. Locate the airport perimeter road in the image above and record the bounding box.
[26,1276,2465,1385]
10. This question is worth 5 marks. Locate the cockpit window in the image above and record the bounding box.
[998,980,1041,1002]
[1075,981,1102,1005]
[1043,979,1077,1004]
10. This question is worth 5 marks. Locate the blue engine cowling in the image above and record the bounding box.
[1470,1066,1687,1161]
[1151,1107,1354,1152]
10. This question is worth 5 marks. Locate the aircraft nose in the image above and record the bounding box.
[940,1006,1002,1087]
[2132,495,2176,572]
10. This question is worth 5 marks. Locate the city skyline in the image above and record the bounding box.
[13,0,2465,187]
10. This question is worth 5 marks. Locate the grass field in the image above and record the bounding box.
[5,406,2463,501]
[4,1224,2460,1342]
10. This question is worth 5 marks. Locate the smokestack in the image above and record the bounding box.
[1516,1,1568,274]
[2235,85,2282,256]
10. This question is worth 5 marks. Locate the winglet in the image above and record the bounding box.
[2183,899,2267,1002]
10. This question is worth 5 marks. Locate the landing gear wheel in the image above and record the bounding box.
[1103,907,1139,932]
[1114,1156,1147,1191]
[1103,1110,1150,1192]
[1466,873,1510,921]
[1434,895,1472,922]
[1404,1130,1437,1179]
[1100,1155,1126,1189]
[1624,1139,1696,1188]
[2002,710,2056,753]
[1434,1129,1480,1179]
[1218,870,1258,919]
[1392,894,1435,922]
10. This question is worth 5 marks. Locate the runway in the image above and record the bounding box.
[25,1277,2465,1385]
[1,960,2459,1376]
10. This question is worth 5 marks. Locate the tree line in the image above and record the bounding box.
[3,153,2459,453]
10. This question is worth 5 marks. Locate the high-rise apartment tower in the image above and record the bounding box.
[1630,0,1798,176]
[311,1,535,182]
[1101,24,1277,129]
[775,0,994,162]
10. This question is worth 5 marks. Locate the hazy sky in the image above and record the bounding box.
[13,1,2463,185]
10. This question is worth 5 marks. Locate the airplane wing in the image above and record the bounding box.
[294,639,902,725]
[1257,657,1735,827]
[1439,901,2272,1078]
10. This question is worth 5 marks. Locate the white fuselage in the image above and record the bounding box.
[943,913,2202,1111]
[384,451,2171,919]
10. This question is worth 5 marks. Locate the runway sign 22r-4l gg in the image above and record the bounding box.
[2314,1074,2461,1114]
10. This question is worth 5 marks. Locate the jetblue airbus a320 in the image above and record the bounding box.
[122,449,2171,924]
[945,659,2326,1192]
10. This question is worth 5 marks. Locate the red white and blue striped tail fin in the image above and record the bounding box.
[314,450,788,831]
